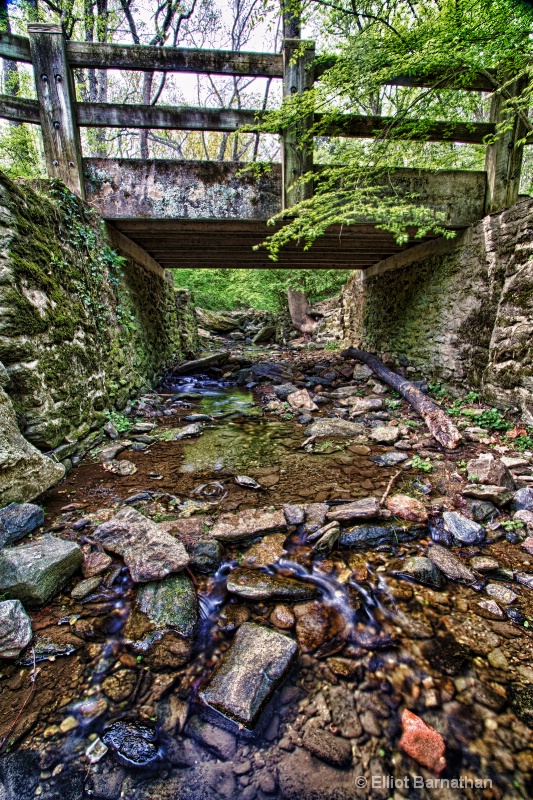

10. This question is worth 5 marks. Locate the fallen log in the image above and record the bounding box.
[342,347,462,450]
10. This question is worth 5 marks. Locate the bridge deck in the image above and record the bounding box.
[85,159,487,270]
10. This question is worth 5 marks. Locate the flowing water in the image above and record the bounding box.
[1,369,533,800]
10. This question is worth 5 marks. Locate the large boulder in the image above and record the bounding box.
[125,572,198,647]
[195,308,241,332]
[0,387,65,505]
[94,507,189,582]
[0,599,32,658]
[0,535,83,606]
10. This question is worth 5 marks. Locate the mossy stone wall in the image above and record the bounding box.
[0,171,198,451]
[340,198,533,418]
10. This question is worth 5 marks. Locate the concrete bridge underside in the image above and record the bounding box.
[84,159,487,270]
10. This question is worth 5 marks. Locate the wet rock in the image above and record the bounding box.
[370,426,400,445]
[340,523,422,548]
[71,575,101,599]
[442,511,485,544]
[94,507,189,582]
[0,502,44,547]
[0,386,65,506]
[470,556,499,572]
[102,719,159,767]
[303,503,329,533]
[0,599,32,658]
[294,600,345,652]
[102,668,137,702]
[509,683,533,726]
[0,535,82,606]
[226,568,317,601]
[399,708,446,774]
[172,423,203,440]
[210,508,286,542]
[189,538,222,573]
[516,571,533,589]
[253,324,276,343]
[298,413,313,425]
[274,383,298,399]
[475,599,505,620]
[345,397,384,415]
[302,726,352,767]
[174,352,229,374]
[326,497,387,523]
[186,717,237,759]
[327,657,358,680]
[513,488,533,512]
[386,494,428,523]
[242,533,287,568]
[515,509,533,531]
[127,572,198,640]
[396,556,444,588]
[82,550,112,578]
[305,419,364,438]
[141,632,192,671]
[287,389,318,412]
[487,647,509,670]
[284,504,305,525]
[235,475,261,489]
[467,453,515,489]
[486,583,518,605]
[271,604,296,629]
[200,622,298,728]
[462,484,513,504]
[278,747,354,800]
[372,451,409,467]
[470,500,499,521]
[427,544,475,584]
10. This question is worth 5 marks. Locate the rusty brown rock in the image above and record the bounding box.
[386,494,428,523]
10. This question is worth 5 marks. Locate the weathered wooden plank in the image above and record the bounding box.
[322,114,496,144]
[28,24,85,197]
[484,76,529,214]
[0,93,40,124]
[67,41,283,78]
[282,38,315,208]
[76,102,262,130]
[0,31,32,63]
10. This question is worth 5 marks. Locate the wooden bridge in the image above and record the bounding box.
[0,23,528,271]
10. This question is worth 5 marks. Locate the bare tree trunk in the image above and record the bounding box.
[287,288,318,336]
[342,347,462,449]
[140,72,154,158]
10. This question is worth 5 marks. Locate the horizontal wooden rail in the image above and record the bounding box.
[67,41,283,78]
[0,94,40,123]
[322,114,496,144]
[0,31,32,62]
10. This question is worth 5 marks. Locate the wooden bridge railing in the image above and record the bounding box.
[0,24,528,215]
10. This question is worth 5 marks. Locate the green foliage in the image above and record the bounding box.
[0,123,44,179]
[508,429,533,451]
[323,342,339,350]
[104,410,132,433]
[501,519,524,532]
[173,268,348,311]
[412,454,433,473]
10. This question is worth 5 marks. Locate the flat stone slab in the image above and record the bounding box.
[226,568,317,601]
[210,508,286,542]
[173,353,228,375]
[326,497,388,523]
[305,419,364,438]
[0,599,32,658]
[94,507,189,582]
[0,535,83,606]
[0,503,44,547]
[427,544,476,584]
[200,622,298,728]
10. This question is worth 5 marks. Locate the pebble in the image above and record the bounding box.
[485,584,518,605]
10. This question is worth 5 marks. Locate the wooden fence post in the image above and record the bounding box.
[282,38,315,210]
[28,24,85,198]
[484,77,529,214]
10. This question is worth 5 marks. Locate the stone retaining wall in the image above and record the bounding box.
[0,172,198,477]
[339,198,533,421]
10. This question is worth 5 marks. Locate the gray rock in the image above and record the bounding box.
[326,497,388,523]
[427,544,475,584]
[200,622,298,728]
[189,538,222,573]
[0,361,9,388]
[344,397,384,415]
[370,426,400,445]
[470,500,499,522]
[186,717,237,759]
[516,572,533,590]
[467,453,515,489]
[103,420,119,440]
[252,325,276,344]
[442,511,485,544]
[173,423,203,440]
[0,535,83,606]
[485,583,518,605]
[305,419,365,438]
[174,352,229,375]
[210,508,286,542]
[0,503,44,547]
[513,488,533,512]
[284,504,305,526]
[0,599,32,658]
[396,556,444,588]
[94,507,189,582]
[136,572,198,637]
[470,556,499,573]
[303,503,329,534]
[226,567,317,601]
[462,484,513,505]
[0,387,65,506]
[372,451,409,467]
[71,576,102,599]
[340,524,422,548]
[274,383,298,400]
[302,726,352,767]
